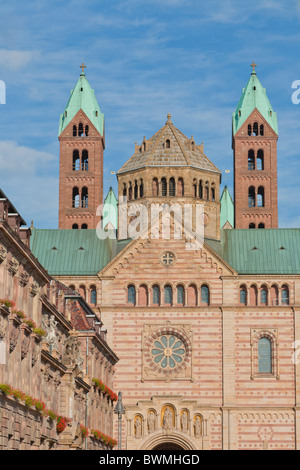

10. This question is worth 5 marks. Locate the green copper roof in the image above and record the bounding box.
[220,186,234,229]
[233,71,278,135]
[219,229,300,275]
[30,228,130,276]
[31,227,300,277]
[103,187,118,230]
[59,72,104,137]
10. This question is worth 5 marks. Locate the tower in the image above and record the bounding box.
[232,63,278,229]
[117,113,222,241]
[58,64,105,229]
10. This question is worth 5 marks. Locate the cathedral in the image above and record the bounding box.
[2,62,300,451]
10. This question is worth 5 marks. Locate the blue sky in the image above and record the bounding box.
[1,0,300,228]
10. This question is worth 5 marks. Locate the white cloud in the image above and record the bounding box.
[0,49,39,71]
[0,141,58,228]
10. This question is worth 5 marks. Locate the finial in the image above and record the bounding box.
[166,113,172,124]
[224,169,230,186]
[250,61,257,74]
[80,62,86,74]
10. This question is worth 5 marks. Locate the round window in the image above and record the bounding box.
[161,251,176,266]
[151,335,186,369]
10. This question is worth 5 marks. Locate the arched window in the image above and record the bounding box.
[72,223,78,229]
[257,149,264,170]
[81,187,88,208]
[128,183,133,201]
[260,124,264,136]
[90,286,97,305]
[78,122,84,137]
[152,285,160,305]
[85,125,89,137]
[249,285,258,306]
[178,178,184,197]
[188,284,197,307]
[205,183,209,200]
[240,286,247,305]
[152,178,159,197]
[73,150,80,171]
[211,185,215,202]
[257,186,264,207]
[199,181,203,199]
[139,285,148,306]
[177,285,184,305]
[281,286,289,305]
[201,285,210,305]
[123,184,127,199]
[128,285,136,305]
[82,150,88,171]
[193,180,197,198]
[248,124,252,136]
[134,180,139,199]
[258,223,265,229]
[253,122,258,136]
[270,285,279,305]
[140,180,144,198]
[81,224,88,229]
[248,150,255,170]
[72,187,80,208]
[258,337,272,373]
[161,178,167,197]
[169,177,175,197]
[248,186,255,207]
[79,285,86,300]
[249,223,256,229]
[164,285,173,305]
[73,125,77,137]
[261,287,268,305]
[166,139,171,149]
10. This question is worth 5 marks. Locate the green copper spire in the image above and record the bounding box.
[59,64,104,136]
[102,186,118,230]
[233,64,278,136]
[220,185,234,229]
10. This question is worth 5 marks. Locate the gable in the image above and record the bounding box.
[59,109,103,141]
[234,108,278,140]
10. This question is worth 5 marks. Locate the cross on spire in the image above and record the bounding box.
[250,61,257,73]
[80,62,86,74]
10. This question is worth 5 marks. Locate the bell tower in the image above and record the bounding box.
[58,64,105,229]
[232,63,278,229]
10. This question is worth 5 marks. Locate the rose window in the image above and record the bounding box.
[151,335,186,369]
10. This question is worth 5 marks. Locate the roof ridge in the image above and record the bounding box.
[168,121,191,166]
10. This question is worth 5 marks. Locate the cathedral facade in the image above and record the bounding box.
[27,64,300,451]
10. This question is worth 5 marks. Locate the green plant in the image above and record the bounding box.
[12,310,26,319]
[34,400,46,412]
[0,384,12,395]
[33,327,46,337]
[23,318,36,329]
[0,299,15,309]
[47,409,57,420]
[80,424,89,438]
[24,394,35,408]
[12,388,26,400]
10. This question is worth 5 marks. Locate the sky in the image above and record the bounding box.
[1,0,300,229]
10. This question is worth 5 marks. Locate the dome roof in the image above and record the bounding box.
[117,114,221,175]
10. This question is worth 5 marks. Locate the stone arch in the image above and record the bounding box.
[140,431,197,451]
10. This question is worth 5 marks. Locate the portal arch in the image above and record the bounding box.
[140,431,197,451]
